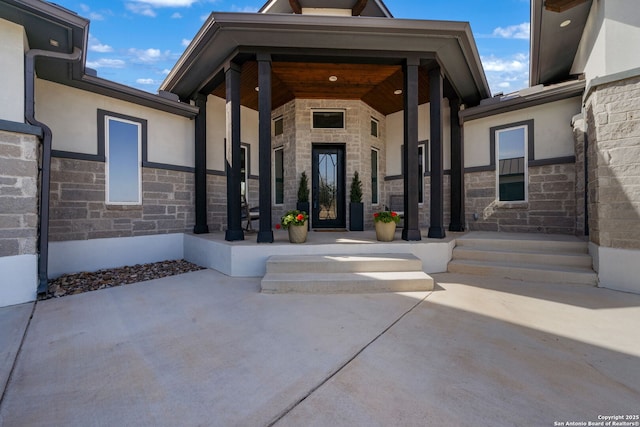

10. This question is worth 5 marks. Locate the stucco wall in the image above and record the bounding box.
[35,79,194,168]
[572,0,640,83]
[0,18,26,123]
[206,95,259,173]
[385,100,452,175]
[463,97,581,168]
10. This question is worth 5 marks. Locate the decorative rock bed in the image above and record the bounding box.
[44,260,204,299]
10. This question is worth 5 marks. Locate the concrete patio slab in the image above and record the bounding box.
[0,269,429,427]
[1,270,639,426]
[0,302,33,402]
[276,273,640,426]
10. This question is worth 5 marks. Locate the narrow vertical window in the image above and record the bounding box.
[274,147,284,205]
[274,116,284,136]
[240,145,248,197]
[371,148,379,205]
[496,125,527,202]
[418,142,426,204]
[370,118,379,138]
[105,115,142,204]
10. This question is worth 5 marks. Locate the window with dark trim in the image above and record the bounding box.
[99,110,144,205]
[418,142,426,204]
[274,147,284,205]
[370,118,379,138]
[371,148,379,205]
[312,110,344,129]
[274,116,284,136]
[241,144,248,197]
[490,120,534,202]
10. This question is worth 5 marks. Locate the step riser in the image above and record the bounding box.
[262,278,433,294]
[266,259,423,274]
[456,239,587,254]
[448,262,597,285]
[453,248,593,268]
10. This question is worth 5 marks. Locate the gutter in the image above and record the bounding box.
[25,47,83,295]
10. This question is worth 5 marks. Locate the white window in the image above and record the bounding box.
[496,125,527,202]
[312,110,345,129]
[274,147,284,205]
[104,115,142,205]
[371,148,379,205]
[370,118,379,138]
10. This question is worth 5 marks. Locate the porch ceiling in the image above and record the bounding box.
[210,61,430,115]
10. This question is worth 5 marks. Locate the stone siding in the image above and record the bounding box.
[465,164,577,234]
[0,131,38,257]
[49,157,194,241]
[585,75,640,249]
[572,114,587,236]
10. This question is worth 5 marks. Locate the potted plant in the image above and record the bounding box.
[373,211,400,241]
[280,209,308,243]
[349,171,364,231]
[296,172,310,229]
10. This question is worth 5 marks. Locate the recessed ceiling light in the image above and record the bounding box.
[49,39,59,47]
[394,89,403,95]
[329,75,338,82]
[254,86,259,92]
[560,19,571,27]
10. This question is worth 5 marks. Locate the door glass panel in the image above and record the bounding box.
[318,152,338,220]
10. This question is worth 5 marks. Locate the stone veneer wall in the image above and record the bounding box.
[0,131,38,257]
[584,74,640,249]
[572,114,587,236]
[384,175,451,230]
[49,157,195,241]
[465,164,577,234]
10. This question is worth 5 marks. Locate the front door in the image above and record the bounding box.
[312,144,345,229]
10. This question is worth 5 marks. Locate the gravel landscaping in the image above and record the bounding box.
[45,260,205,299]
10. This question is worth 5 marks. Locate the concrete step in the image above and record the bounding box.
[452,247,593,268]
[265,254,423,274]
[456,234,588,254]
[447,259,598,285]
[261,253,434,294]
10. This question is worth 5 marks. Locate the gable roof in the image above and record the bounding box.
[258,0,393,18]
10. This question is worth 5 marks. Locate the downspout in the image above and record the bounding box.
[25,47,82,295]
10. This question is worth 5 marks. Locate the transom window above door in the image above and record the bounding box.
[312,110,345,129]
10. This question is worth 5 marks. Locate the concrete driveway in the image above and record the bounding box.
[1,270,639,426]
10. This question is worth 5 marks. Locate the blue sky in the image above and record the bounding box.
[53,0,531,96]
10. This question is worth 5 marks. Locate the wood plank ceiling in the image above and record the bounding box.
[210,61,430,116]
[544,0,589,13]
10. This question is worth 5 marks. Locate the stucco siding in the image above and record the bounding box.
[463,97,581,168]
[0,18,26,123]
[35,79,194,168]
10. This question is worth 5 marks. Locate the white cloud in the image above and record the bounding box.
[481,53,530,94]
[181,38,191,47]
[79,3,90,12]
[89,12,105,20]
[88,36,113,53]
[136,78,156,85]
[161,68,172,75]
[230,5,259,13]
[86,58,126,69]
[492,23,530,40]
[128,47,171,63]
[125,2,156,17]
[171,12,183,18]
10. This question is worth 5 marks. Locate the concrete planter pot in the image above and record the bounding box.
[375,221,396,242]
[288,222,308,243]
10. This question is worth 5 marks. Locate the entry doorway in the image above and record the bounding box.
[312,144,345,229]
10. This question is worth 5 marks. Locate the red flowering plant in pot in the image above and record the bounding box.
[279,209,309,243]
[373,211,400,241]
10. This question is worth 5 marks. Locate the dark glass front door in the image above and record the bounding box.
[312,145,345,229]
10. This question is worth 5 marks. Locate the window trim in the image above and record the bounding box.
[494,123,529,203]
[273,116,284,136]
[100,110,145,205]
[370,117,379,138]
[273,146,284,205]
[371,147,380,205]
[311,109,345,130]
